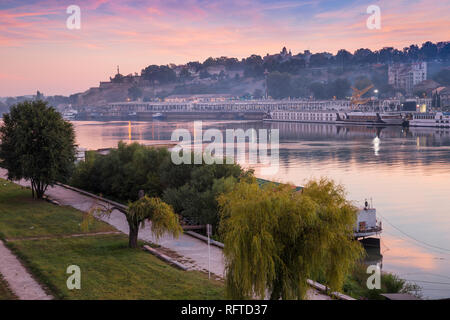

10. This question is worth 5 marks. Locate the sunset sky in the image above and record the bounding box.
[0,0,449,96]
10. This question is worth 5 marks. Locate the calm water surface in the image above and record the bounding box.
[72,120,450,299]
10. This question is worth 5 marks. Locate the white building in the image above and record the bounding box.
[388,62,427,93]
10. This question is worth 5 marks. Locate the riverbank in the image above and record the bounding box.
[0,170,335,300]
[0,178,224,299]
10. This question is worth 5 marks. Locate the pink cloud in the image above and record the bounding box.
[0,0,449,96]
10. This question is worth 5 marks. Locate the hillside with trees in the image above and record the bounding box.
[2,41,450,109]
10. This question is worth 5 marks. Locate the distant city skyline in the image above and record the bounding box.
[1,0,449,96]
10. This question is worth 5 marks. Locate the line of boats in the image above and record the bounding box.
[264,110,450,128]
[63,107,450,128]
[62,109,167,121]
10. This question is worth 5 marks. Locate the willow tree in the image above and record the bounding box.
[126,196,182,248]
[218,178,364,300]
[86,196,182,248]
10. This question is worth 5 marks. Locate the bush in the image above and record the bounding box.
[70,142,253,231]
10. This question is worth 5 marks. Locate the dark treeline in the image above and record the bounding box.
[137,41,449,83]
[2,41,449,108]
[100,41,450,90]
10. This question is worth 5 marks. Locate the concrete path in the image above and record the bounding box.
[0,240,52,300]
[0,168,331,299]
[0,168,225,278]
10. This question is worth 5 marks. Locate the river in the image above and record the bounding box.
[61,120,450,299]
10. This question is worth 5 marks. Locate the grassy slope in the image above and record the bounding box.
[10,235,223,300]
[0,178,224,299]
[0,179,114,238]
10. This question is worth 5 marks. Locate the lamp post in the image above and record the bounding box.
[374,89,379,111]
[206,224,212,280]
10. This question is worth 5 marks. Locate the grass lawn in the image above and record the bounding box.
[0,274,17,300]
[0,178,224,299]
[0,179,115,239]
[10,235,224,299]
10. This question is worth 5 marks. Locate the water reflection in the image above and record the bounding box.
[373,136,380,156]
[71,120,450,299]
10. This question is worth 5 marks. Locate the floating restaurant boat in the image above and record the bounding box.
[379,112,406,125]
[409,112,450,128]
[264,110,405,126]
[337,111,405,126]
[264,110,337,124]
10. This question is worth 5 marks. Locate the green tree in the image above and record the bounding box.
[87,196,182,248]
[178,67,191,82]
[141,65,176,84]
[433,69,450,85]
[126,196,182,248]
[267,72,292,99]
[329,78,351,99]
[0,101,8,116]
[128,85,143,101]
[71,142,170,202]
[0,100,76,199]
[199,69,211,79]
[71,143,252,233]
[162,161,252,231]
[309,82,328,99]
[253,88,264,99]
[218,178,364,300]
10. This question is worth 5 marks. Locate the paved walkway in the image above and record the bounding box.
[0,169,225,277]
[0,240,52,300]
[0,168,331,300]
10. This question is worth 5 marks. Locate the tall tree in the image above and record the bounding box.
[128,85,143,101]
[433,69,450,85]
[87,196,182,248]
[0,100,76,199]
[329,78,351,99]
[218,178,363,300]
[126,196,182,248]
[141,65,176,84]
[267,72,292,99]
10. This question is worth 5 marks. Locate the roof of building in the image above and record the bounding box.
[414,79,440,90]
[439,86,450,95]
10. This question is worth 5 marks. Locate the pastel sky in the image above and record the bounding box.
[1,0,449,96]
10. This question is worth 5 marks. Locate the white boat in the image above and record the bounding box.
[379,112,405,125]
[152,112,165,120]
[264,110,404,126]
[337,111,380,124]
[354,202,382,239]
[62,109,78,120]
[409,112,450,128]
[263,110,338,123]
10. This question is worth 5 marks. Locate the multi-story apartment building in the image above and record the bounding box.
[388,62,427,93]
